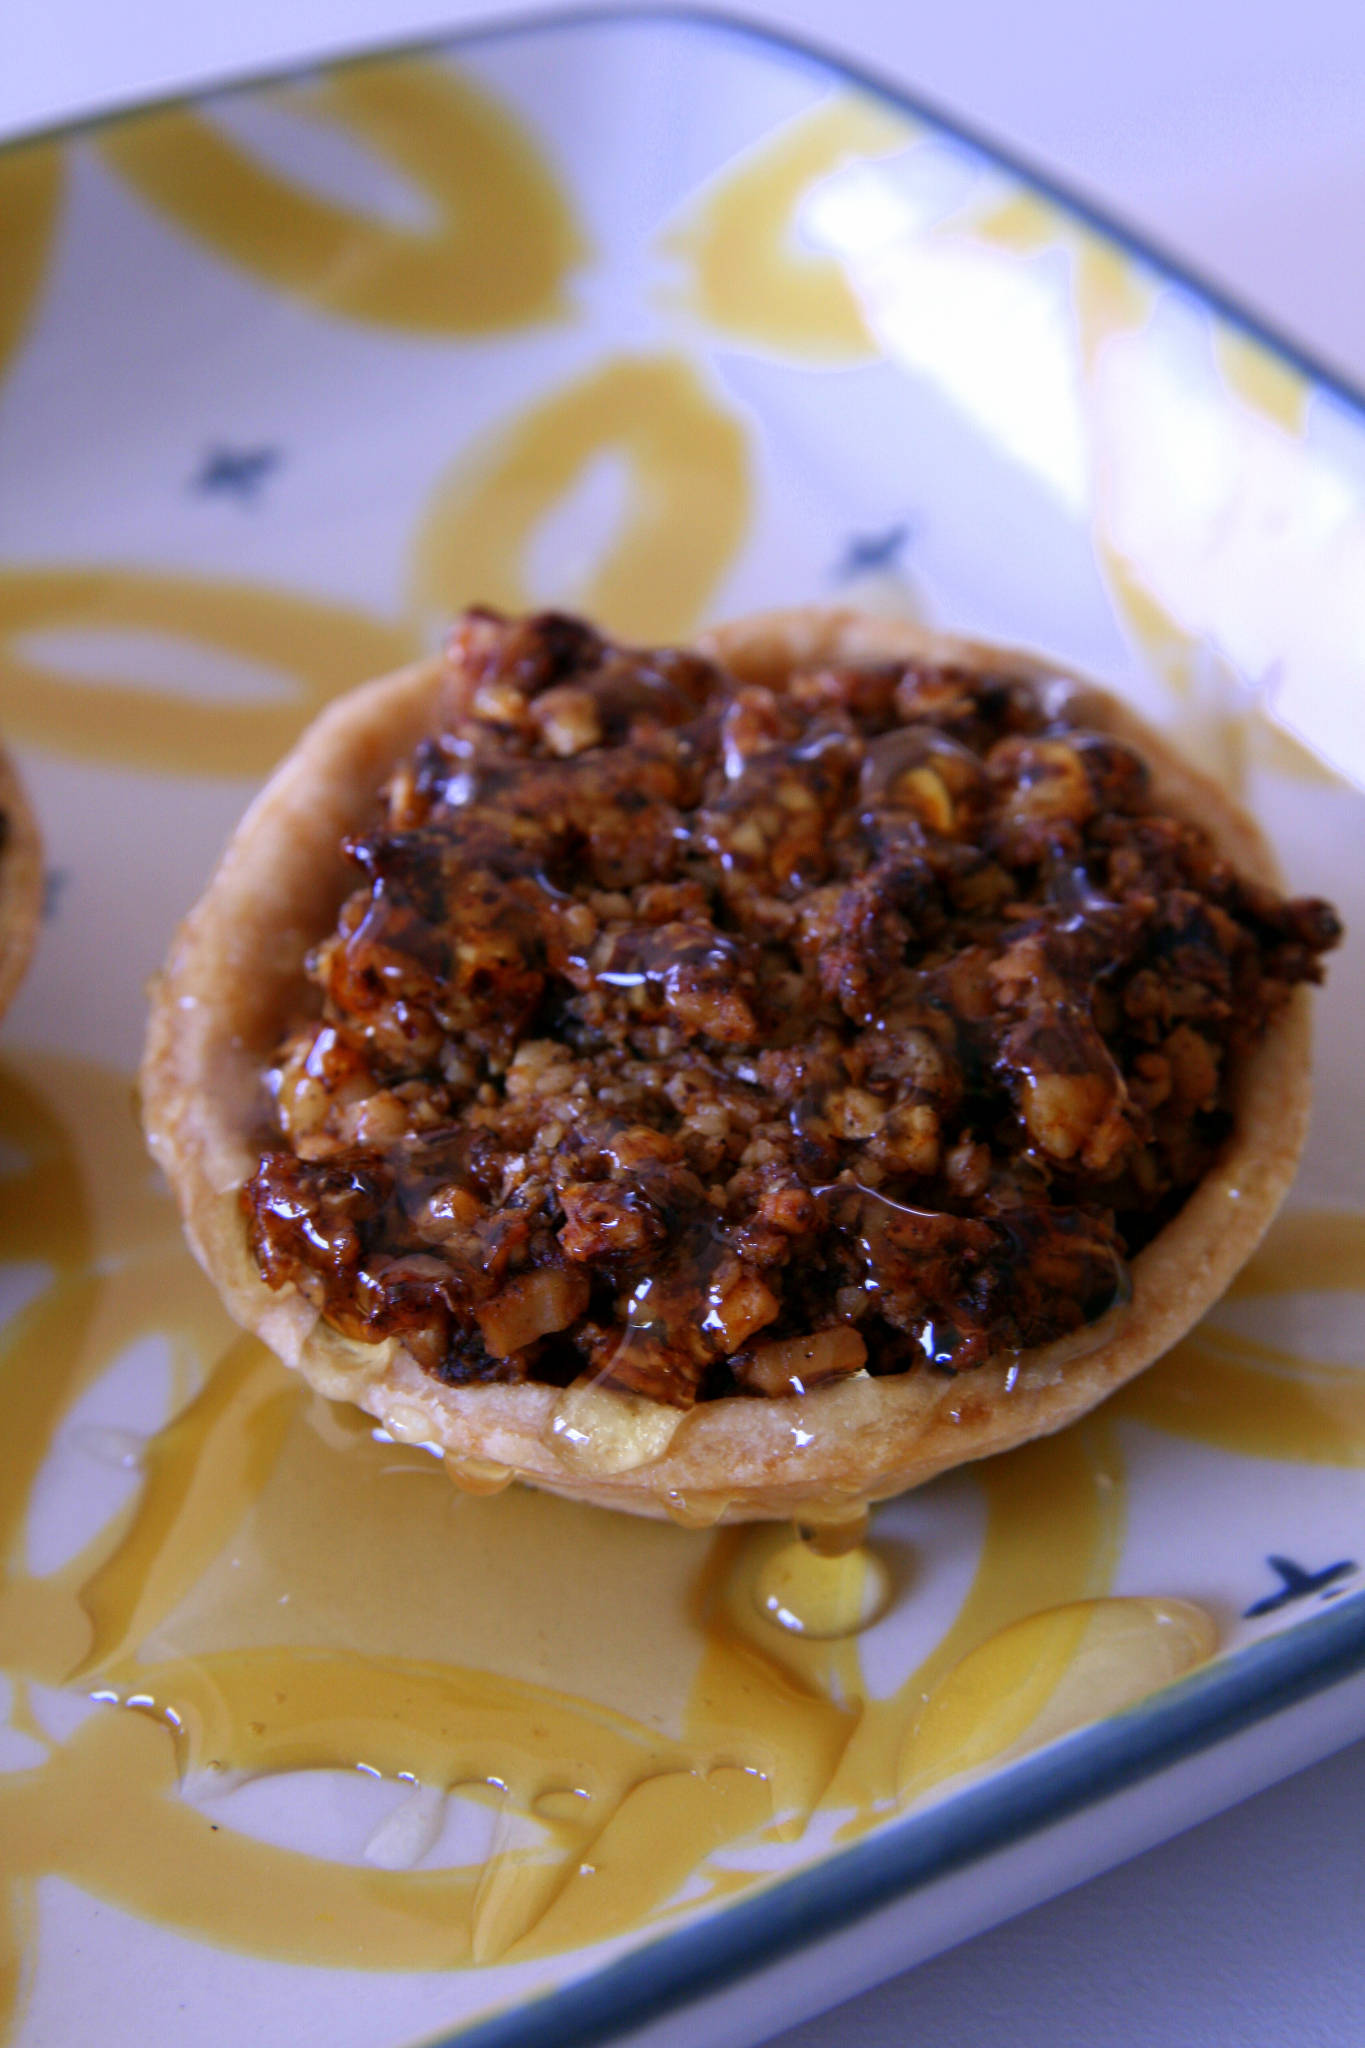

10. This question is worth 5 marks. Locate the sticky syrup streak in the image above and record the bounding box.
[4,1051,1359,2040]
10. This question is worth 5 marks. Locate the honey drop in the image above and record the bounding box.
[754,1523,890,1640]
[445,1455,515,1497]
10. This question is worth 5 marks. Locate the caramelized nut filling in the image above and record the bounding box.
[243,611,1341,1407]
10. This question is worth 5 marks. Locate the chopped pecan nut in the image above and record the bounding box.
[242,609,1340,1406]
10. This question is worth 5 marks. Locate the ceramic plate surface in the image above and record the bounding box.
[1,12,1364,2048]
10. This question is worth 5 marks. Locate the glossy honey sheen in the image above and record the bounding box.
[11,1049,1340,2039]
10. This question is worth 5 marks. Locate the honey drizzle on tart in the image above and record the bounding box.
[239,610,1338,1411]
[0,1028,1215,2034]
[15,1040,1365,2023]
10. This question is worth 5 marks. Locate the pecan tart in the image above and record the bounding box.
[141,609,1340,1520]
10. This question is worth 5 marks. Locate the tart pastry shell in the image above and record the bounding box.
[142,611,1312,1521]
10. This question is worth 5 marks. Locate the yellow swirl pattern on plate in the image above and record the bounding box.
[0,1050,1138,2033]
[0,1041,1353,2038]
[0,569,416,777]
[411,353,751,643]
[97,59,586,333]
[657,95,916,359]
[0,144,64,388]
[968,190,1342,791]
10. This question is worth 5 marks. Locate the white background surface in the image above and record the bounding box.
[4,3,1365,2044]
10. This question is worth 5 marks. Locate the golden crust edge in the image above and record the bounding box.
[140,607,1313,1521]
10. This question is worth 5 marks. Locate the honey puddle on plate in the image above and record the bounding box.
[4,1052,1361,2036]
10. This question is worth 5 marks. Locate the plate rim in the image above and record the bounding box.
[4,0,1365,425]
[450,1588,1365,2048]
[4,6,1364,2044]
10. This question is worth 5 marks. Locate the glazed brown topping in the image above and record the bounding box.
[243,610,1341,1407]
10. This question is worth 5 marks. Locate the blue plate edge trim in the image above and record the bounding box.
[5,5,1365,2040]
[3,0,1365,423]
[438,1586,1365,2048]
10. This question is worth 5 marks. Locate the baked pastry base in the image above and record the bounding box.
[142,610,1311,1521]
